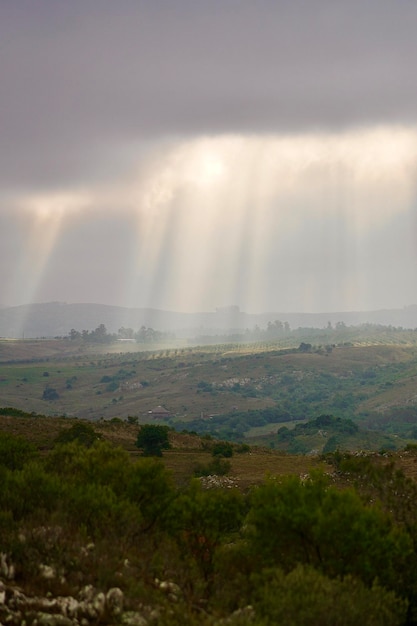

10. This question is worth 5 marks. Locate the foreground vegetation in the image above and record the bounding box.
[2,419,417,624]
[2,328,417,621]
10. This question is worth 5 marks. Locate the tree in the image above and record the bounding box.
[54,422,101,448]
[91,323,112,343]
[118,326,134,340]
[252,565,407,626]
[69,328,81,341]
[0,432,37,470]
[212,441,234,458]
[170,480,245,586]
[42,386,59,401]
[246,472,412,591]
[136,424,171,456]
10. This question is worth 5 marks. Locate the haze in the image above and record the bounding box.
[1,1,417,314]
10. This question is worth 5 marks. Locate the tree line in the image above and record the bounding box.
[68,324,174,344]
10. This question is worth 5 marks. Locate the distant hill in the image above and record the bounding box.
[0,301,416,339]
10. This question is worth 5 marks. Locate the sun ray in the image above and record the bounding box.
[117,126,417,314]
[7,125,417,321]
[10,191,91,336]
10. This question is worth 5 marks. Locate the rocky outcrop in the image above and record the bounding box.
[0,553,254,625]
[198,475,239,489]
[0,580,143,625]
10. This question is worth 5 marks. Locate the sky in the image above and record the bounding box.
[1,0,417,314]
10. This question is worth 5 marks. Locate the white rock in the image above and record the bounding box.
[92,591,106,616]
[39,564,56,580]
[121,611,148,626]
[36,613,74,626]
[106,587,124,615]
[0,580,5,604]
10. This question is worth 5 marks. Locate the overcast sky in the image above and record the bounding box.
[1,0,417,314]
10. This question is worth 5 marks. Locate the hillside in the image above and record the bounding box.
[1,301,417,339]
[1,333,417,454]
[1,412,417,624]
[0,412,318,488]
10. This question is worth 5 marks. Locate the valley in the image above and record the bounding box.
[1,325,417,454]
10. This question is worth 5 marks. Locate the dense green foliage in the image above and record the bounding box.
[252,565,407,626]
[136,424,171,456]
[1,429,417,623]
[0,407,40,418]
[211,441,234,457]
[54,421,102,447]
[247,472,411,589]
[0,431,37,470]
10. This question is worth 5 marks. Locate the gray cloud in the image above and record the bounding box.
[1,1,417,313]
[2,1,417,188]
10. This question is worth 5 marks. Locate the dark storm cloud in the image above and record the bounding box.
[1,0,417,188]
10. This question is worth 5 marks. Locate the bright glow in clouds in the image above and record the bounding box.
[8,191,92,308]
[4,126,417,314]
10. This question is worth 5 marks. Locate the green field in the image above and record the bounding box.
[1,329,417,453]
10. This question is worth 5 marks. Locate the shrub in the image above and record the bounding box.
[246,472,412,591]
[42,386,59,401]
[212,441,234,458]
[194,457,231,477]
[0,432,37,470]
[54,422,100,448]
[136,424,171,457]
[170,481,245,585]
[253,565,407,626]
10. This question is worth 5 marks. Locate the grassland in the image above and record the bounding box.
[2,411,417,495]
[0,413,321,488]
[1,329,417,453]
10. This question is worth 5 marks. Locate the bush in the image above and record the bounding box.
[194,457,231,477]
[0,432,37,470]
[253,565,407,626]
[246,472,412,591]
[136,424,171,457]
[170,481,245,585]
[54,422,100,448]
[42,386,59,401]
[212,441,234,458]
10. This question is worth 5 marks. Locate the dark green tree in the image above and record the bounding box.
[246,472,412,592]
[0,432,37,470]
[54,422,101,448]
[252,565,407,626]
[42,386,59,401]
[170,480,245,588]
[212,441,234,458]
[136,424,171,456]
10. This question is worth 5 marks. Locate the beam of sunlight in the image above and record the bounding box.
[9,191,91,335]
[122,126,417,312]
[6,125,417,316]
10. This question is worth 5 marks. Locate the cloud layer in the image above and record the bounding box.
[1,1,417,313]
